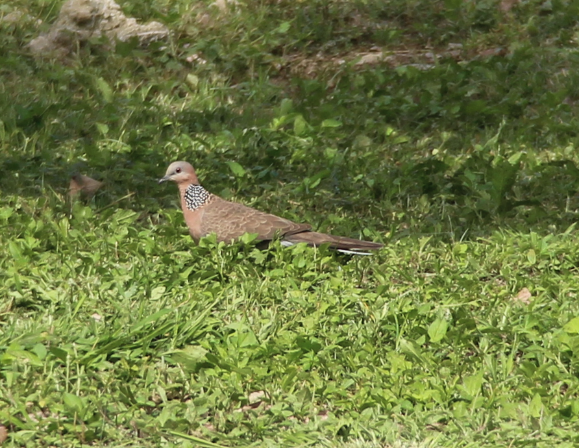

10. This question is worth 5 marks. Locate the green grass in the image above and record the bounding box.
[3,0,579,446]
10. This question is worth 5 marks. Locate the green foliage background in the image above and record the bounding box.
[2,0,579,446]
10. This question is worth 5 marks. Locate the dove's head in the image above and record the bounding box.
[159,161,199,185]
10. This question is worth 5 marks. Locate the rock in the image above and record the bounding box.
[2,10,25,24]
[1,10,39,26]
[28,0,169,59]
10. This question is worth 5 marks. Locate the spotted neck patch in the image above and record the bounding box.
[184,184,210,211]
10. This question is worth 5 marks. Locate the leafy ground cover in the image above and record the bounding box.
[2,0,579,446]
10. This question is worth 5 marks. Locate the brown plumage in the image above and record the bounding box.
[159,161,383,254]
[69,173,104,199]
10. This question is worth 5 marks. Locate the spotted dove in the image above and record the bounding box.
[159,161,383,254]
[69,173,103,199]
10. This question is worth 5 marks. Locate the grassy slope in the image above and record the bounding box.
[2,0,579,446]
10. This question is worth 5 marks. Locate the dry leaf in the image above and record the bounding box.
[500,0,520,13]
[355,52,384,66]
[233,391,270,413]
[479,47,507,58]
[210,0,239,12]
[248,390,265,403]
[513,287,532,305]
[204,422,216,432]
[0,425,8,445]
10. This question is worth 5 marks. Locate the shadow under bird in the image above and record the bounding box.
[159,161,383,255]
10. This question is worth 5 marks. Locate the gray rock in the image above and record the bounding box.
[29,0,169,59]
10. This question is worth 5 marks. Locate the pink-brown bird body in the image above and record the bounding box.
[69,173,103,199]
[159,161,382,254]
